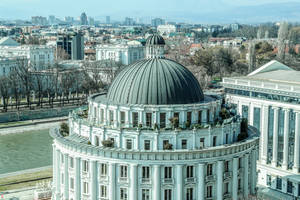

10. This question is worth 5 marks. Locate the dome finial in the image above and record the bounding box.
[146,34,165,59]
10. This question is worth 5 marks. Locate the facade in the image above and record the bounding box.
[56,33,84,60]
[51,34,259,200]
[222,60,300,199]
[0,56,26,76]
[96,41,144,65]
[0,45,54,70]
[157,25,177,35]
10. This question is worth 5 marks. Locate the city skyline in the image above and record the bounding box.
[0,0,300,23]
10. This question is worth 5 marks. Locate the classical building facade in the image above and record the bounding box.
[51,34,259,200]
[223,60,300,199]
[96,41,144,65]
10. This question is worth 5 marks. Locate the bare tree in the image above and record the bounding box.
[8,70,22,109]
[0,77,10,111]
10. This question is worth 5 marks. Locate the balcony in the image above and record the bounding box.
[223,171,232,179]
[223,193,231,199]
[118,177,129,183]
[205,175,216,182]
[162,178,174,184]
[185,177,196,184]
[141,178,151,184]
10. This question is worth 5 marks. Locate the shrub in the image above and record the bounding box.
[60,122,69,136]
[102,139,114,147]
[153,123,159,130]
[185,121,191,129]
[87,141,92,145]
[164,143,173,150]
[169,117,179,128]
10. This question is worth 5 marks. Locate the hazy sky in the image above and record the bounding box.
[0,0,299,22]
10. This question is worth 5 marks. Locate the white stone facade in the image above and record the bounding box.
[51,93,259,200]
[0,45,54,70]
[0,56,26,76]
[223,60,300,199]
[157,25,177,35]
[96,42,144,65]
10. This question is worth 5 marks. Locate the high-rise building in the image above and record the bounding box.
[51,34,259,200]
[124,17,134,26]
[151,18,165,27]
[223,60,300,199]
[48,15,56,25]
[64,16,74,24]
[56,32,84,60]
[106,16,110,24]
[89,17,95,26]
[31,16,48,25]
[80,12,88,25]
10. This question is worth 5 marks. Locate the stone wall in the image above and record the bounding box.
[0,106,78,123]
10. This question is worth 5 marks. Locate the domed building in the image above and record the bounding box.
[51,34,259,200]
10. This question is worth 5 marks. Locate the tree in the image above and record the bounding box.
[0,76,9,111]
[8,69,22,109]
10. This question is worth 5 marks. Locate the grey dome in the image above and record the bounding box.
[146,34,165,45]
[107,58,204,105]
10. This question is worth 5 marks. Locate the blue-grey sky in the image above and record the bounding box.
[0,0,299,23]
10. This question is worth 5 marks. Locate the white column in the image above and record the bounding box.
[153,165,161,200]
[56,150,61,198]
[109,163,116,200]
[217,161,223,200]
[238,102,242,116]
[282,109,290,170]
[113,109,118,128]
[232,157,238,200]
[176,165,183,200]
[91,161,97,200]
[198,164,205,200]
[52,145,57,192]
[260,105,269,164]
[250,150,257,195]
[75,157,81,200]
[272,107,279,167]
[130,164,138,200]
[64,154,69,199]
[138,111,143,125]
[293,112,300,173]
[244,154,249,198]
[125,110,130,127]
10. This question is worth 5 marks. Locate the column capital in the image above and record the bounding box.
[272,106,280,111]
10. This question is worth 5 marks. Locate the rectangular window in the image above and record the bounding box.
[109,110,114,125]
[287,180,293,193]
[207,185,212,198]
[224,161,229,172]
[181,139,187,149]
[132,112,138,127]
[83,182,89,194]
[142,166,150,179]
[95,136,99,146]
[238,179,241,190]
[142,189,150,200]
[200,138,205,148]
[100,109,104,123]
[187,112,192,123]
[163,140,169,150]
[70,177,74,189]
[164,167,172,179]
[100,163,107,176]
[100,185,107,197]
[174,112,180,123]
[164,189,172,200]
[187,166,194,178]
[198,111,202,124]
[207,164,213,176]
[160,113,166,128]
[83,160,89,172]
[186,188,193,200]
[69,157,74,168]
[276,177,282,190]
[225,134,229,144]
[213,136,217,147]
[120,165,128,178]
[120,111,125,125]
[126,139,132,150]
[238,158,242,169]
[146,113,152,127]
[144,140,150,150]
[266,175,271,186]
[225,182,229,194]
[120,188,128,200]
[207,109,210,122]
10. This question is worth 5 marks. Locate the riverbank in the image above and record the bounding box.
[0,117,67,135]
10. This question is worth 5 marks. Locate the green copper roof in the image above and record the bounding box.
[146,34,165,45]
[107,58,204,105]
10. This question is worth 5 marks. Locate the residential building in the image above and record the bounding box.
[157,25,176,35]
[56,32,84,60]
[31,16,48,25]
[124,17,134,26]
[151,18,165,27]
[96,40,144,65]
[51,34,259,200]
[106,16,111,24]
[223,60,300,199]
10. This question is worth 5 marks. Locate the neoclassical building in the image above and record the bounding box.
[223,60,300,199]
[51,34,259,200]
